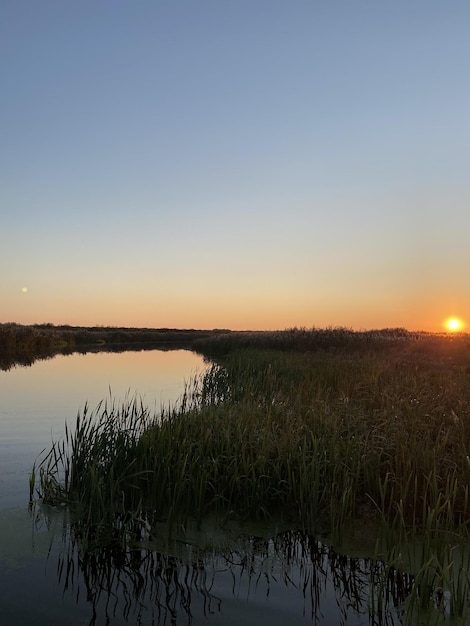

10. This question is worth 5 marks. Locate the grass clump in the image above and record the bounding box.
[31,333,470,552]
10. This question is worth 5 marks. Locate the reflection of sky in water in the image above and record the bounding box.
[0,349,208,510]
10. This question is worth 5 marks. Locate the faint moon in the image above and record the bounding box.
[21,287,28,293]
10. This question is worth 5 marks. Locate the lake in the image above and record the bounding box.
[0,348,440,625]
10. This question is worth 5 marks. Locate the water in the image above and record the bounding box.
[0,349,207,511]
[0,349,452,625]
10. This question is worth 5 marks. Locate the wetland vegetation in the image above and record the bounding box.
[29,327,470,623]
[0,322,225,370]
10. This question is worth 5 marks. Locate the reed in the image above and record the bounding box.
[32,337,470,548]
[29,333,470,622]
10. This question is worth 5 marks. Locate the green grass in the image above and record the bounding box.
[31,333,470,543]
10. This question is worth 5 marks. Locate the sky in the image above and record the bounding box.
[2,1,469,332]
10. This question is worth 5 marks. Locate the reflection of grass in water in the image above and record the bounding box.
[46,518,413,626]
[31,332,470,620]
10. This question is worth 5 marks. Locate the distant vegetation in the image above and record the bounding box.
[192,325,430,354]
[0,322,432,370]
[2,322,459,371]
[0,322,227,370]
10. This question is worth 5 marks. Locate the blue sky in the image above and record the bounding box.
[2,1,469,331]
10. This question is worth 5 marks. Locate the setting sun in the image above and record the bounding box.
[445,317,463,332]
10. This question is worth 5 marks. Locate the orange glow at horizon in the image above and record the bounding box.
[4,282,468,333]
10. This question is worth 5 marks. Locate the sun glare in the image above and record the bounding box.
[445,317,463,332]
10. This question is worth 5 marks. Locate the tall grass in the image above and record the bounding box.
[32,336,470,548]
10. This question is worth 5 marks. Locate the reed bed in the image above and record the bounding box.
[191,325,416,356]
[29,332,470,621]
[32,334,470,549]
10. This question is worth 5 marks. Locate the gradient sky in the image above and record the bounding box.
[2,1,469,332]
